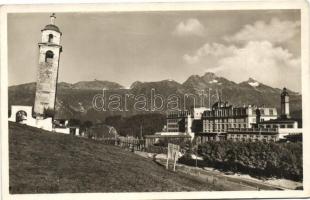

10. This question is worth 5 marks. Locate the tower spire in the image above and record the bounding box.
[50,13,56,25]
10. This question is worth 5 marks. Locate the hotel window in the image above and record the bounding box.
[269,109,274,115]
[260,109,265,115]
[287,124,293,128]
[280,125,285,128]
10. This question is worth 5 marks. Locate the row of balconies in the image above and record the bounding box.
[227,128,278,132]
[227,133,277,138]
[203,123,248,130]
[203,118,248,123]
[228,137,277,142]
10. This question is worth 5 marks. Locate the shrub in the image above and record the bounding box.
[181,141,302,181]
[153,138,192,149]
[67,119,81,126]
[43,108,55,119]
[145,145,168,154]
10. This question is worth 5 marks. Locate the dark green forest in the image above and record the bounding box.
[104,113,166,137]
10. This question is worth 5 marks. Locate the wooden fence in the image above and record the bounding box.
[93,136,180,155]
[118,137,145,151]
[97,137,145,151]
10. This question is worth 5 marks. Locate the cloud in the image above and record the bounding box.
[173,18,205,36]
[183,43,236,65]
[224,18,300,44]
[184,41,301,91]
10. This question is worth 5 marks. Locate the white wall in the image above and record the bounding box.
[41,30,61,45]
[278,128,302,139]
[54,128,70,134]
[9,105,53,132]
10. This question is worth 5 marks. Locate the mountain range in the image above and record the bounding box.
[8,72,302,122]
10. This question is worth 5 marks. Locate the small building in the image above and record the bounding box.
[53,119,80,135]
[9,105,53,132]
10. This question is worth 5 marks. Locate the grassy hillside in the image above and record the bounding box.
[9,122,217,193]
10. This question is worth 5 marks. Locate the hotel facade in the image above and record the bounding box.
[165,88,302,143]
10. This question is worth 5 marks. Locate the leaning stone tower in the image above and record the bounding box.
[34,13,62,117]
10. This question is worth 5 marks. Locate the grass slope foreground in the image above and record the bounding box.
[9,122,212,194]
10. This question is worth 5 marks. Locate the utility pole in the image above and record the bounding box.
[140,124,143,139]
[195,146,198,168]
[208,88,211,108]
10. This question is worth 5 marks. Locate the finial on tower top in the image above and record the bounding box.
[50,13,56,25]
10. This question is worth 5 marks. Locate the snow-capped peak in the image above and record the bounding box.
[209,79,218,84]
[249,82,259,87]
[247,78,260,87]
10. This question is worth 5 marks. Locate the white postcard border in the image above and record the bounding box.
[1,1,309,199]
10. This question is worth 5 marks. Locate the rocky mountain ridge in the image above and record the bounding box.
[9,72,302,121]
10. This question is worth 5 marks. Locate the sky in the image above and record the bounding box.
[8,10,301,92]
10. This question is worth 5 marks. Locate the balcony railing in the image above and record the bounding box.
[227,128,278,133]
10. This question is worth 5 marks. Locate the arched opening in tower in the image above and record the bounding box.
[45,50,54,63]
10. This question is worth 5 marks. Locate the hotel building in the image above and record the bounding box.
[164,88,301,143]
[198,102,277,142]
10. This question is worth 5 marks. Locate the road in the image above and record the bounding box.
[174,163,284,191]
[135,152,287,191]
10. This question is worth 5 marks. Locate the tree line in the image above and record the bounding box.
[180,141,302,181]
[104,113,166,137]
